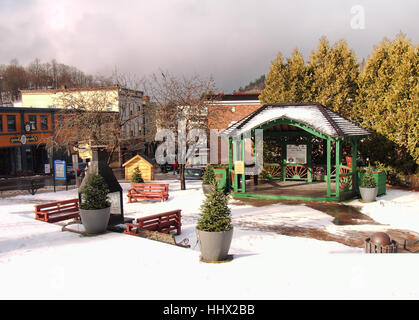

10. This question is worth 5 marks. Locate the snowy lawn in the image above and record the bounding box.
[0,180,418,299]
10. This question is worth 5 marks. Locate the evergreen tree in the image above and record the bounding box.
[80,174,110,210]
[355,34,419,171]
[131,166,144,183]
[202,164,216,185]
[259,49,307,104]
[197,181,232,232]
[360,167,377,188]
[307,37,359,118]
[259,52,288,104]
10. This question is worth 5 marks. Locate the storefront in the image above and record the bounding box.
[0,107,55,176]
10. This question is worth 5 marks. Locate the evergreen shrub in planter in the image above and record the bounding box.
[359,167,378,202]
[79,174,111,234]
[196,181,233,261]
[202,164,216,194]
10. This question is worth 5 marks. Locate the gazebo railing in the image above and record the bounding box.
[330,165,354,192]
[285,164,309,180]
[262,163,282,179]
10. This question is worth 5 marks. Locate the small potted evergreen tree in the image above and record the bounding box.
[202,164,216,194]
[359,166,378,202]
[79,174,111,234]
[131,166,144,185]
[196,180,233,261]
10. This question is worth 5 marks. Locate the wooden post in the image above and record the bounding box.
[228,137,233,189]
[241,135,246,193]
[233,139,238,193]
[351,138,358,195]
[326,139,331,197]
[282,142,286,182]
[335,139,341,199]
[307,141,312,183]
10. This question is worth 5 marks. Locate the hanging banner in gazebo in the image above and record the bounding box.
[286,144,307,164]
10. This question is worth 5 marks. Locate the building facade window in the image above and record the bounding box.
[40,115,48,130]
[7,115,16,131]
[29,115,37,130]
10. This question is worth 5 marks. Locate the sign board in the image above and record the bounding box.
[54,160,66,180]
[286,144,307,164]
[44,164,50,174]
[78,143,92,160]
[234,161,245,174]
[9,135,38,144]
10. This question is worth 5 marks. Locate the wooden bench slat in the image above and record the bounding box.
[127,183,169,203]
[124,210,182,236]
[34,198,79,223]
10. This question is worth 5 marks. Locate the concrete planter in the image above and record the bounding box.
[79,206,111,234]
[359,187,378,202]
[196,227,233,261]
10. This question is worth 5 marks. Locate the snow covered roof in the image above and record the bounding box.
[219,103,370,138]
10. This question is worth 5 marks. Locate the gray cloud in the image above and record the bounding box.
[0,0,418,92]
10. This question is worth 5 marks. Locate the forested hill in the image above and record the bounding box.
[237,74,265,93]
[0,58,113,103]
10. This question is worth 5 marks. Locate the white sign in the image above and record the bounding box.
[44,164,50,174]
[286,144,307,164]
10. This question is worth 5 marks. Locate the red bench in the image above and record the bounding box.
[34,198,79,223]
[127,183,169,203]
[124,210,182,236]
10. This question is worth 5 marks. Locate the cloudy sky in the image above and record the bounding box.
[0,0,417,92]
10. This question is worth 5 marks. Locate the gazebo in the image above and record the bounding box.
[219,103,370,202]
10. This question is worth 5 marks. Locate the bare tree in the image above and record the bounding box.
[48,84,149,166]
[145,71,217,190]
[47,88,120,162]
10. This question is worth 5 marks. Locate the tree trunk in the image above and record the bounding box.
[179,164,186,190]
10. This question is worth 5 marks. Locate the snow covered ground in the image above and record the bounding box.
[0,180,418,299]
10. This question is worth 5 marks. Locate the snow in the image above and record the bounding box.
[227,105,336,137]
[348,189,419,233]
[0,180,419,299]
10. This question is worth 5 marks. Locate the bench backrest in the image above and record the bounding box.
[136,210,181,224]
[35,198,79,214]
[131,183,168,194]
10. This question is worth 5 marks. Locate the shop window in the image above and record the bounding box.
[29,115,37,130]
[7,115,16,132]
[40,115,48,130]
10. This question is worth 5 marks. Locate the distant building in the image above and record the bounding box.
[0,86,158,177]
[18,85,153,167]
[20,85,122,112]
[0,106,57,176]
[207,92,261,164]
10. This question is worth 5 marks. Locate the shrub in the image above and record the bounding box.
[202,164,216,185]
[131,167,144,183]
[197,181,232,232]
[360,167,377,188]
[80,174,111,210]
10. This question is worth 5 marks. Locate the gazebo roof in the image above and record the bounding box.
[219,103,370,138]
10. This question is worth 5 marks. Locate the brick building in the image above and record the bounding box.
[207,92,261,164]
